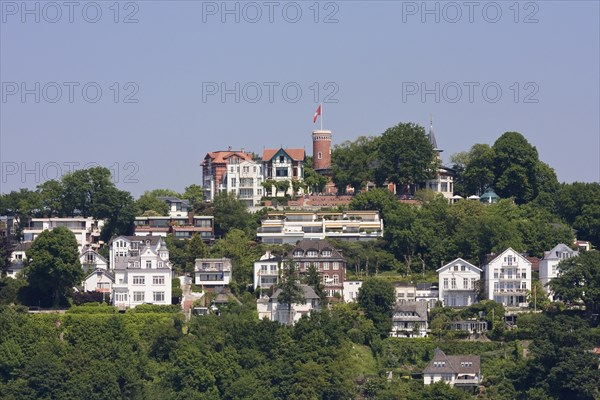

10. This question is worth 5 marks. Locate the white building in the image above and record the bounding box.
[23,217,104,253]
[390,301,428,338]
[7,242,30,278]
[482,248,531,307]
[256,284,321,325]
[156,196,191,217]
[343,281,363,303]
[539,243,579,300]
[83,268,114,294]
[253,252,281,290]
[80,249,108,274]
[262,148,305,197]
[194,258,232,292]
[437,258,482,307]
[423,348,481,387]
[416,283,439,309]
[225,159,264,207]
[394,282,417,303]
[109,236,172,309]
[257,211,384,244]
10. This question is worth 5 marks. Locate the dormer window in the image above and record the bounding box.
[279,155,285,163]
[306,250,318,257]
[322,250,332,257]
[293,250,303,257]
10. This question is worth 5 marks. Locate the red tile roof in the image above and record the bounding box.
[262,148,305,162]
[202,151,254,165]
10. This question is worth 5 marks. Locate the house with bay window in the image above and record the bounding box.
[482,248,531,307]
[109,236,172,309]
[539,243,579,301]
[437,258,481,307]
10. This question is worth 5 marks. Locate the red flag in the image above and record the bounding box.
[313,104,321,123]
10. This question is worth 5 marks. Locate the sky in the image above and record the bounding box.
[1,0,599,198]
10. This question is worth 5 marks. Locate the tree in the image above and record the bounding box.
[278,261,305,325]
[304,263,325,303]
[374,123,438,194]
[303,160,328,195]
[356,278,395,337]
[181,184,204,210]
[549,250,600,315]
[135,191,169,215]
[25,226,83,307]
[332,136,378,193]
[459,143,495,196]
[212,191,256,237]
[349,188,399,221]
[185,234,210,274]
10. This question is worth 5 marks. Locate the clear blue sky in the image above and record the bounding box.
[1,0,599,197]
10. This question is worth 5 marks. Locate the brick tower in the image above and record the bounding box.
[311,130,332,173]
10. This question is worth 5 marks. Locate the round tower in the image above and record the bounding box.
[312,130,332,172]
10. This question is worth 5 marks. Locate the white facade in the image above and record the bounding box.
[257,285,321,325]
[225,160,264,207]
[83,269,114,293]
[23,217,104,253]
[253,252,280,290]
[539,243,579,300]
[394,283,417,303]
[258,211,384,244]
[416,283,440,309]
[390,302,428,338]
[194,258,232,291]
[343,281,363,303]
[437,258,482,307]
[80,249,108,274]
[423,349,481,387]
[7,243,30,278]
[110,236,172,309]
[482,248,531,307]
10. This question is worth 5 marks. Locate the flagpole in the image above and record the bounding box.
[320,103,323,131]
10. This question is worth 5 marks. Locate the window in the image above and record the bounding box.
[133,276,145,285]
[323,274,329,284]
[279,155,285,163]
[522,272,527,279]
[333,262,339,270]
[461,265,466,271]
[323,262,329,270]
[85,253,95,263]
[443,278,448,289]
[146,260,152,268]
[521,282,527,289]
[153,292,165,302]
[133,292,145,302]
[115,293,127,302]
[322,250,332,257]
[293,250,303,257]
[231,178,236,187]
[471,278,476,289]
[261,265,267,272]
[333,274,339,284]
[317,152,322,159]
[270,265,277,272]
[153,276,165,285]
[463,278,468,289]
[307,250,318,257]
[451,278,456,289]
[494,270,498,279]
[275,168,288,177]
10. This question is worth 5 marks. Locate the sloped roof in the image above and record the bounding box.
[542,243,579,260]
[262,148,305,162]
[437,258,482,273]
[12,242,32,252]
[483,248,532,267]
[272,284,319,301]
[288,239,343,260]
[108,235,162,246]
[393,301,428,320]
[202,151,254,165]
[423,348,480,374]
[80,249,108,263]
[84,268,115,282]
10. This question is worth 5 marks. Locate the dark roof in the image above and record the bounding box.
[423,348,481,375]
[12,242,32,252]
[416,282,438,291]
[288,239,344,260]
[84,268,114,282]
[393,302,428,320]
[108,235,162,246]
[272,284,319,302]
[262,148,305,162]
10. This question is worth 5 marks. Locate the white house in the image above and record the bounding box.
[253,252,281,291]
[109,236,172,309]
[257,284,321,325]
[194,258,232,292]
[423,348,481,387]
[416,283,439,309]
[262,148,305,197]
[83,268,114,295]
[156,196,191,217]
[482,248,531,307]
[80,249,108,274]
[343,281,363,303]
[394,282,417,303]
[23,217,104,253]
[539,243,579,300]
[6,242,31,278]
[225,159,264,207]
[437,258,482,307]
[390,301,428,338]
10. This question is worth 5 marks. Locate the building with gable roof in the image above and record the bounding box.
[423,348,482,386]
[539,243,579,300]
[262,147,305,196]
[482,248,532,307]
[256,284,321,325]
[201,150,263,206]
[437,258,482,307]
[109,235,172,308]
[391,301,428,337]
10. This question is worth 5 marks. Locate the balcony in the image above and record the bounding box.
[454,378,480,386]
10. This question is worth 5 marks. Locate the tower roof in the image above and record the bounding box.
[428,117,442,152]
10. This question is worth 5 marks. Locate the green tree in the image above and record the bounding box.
[459,143,495,196]
[332,136,378,193]
[549,250,600,315]
[25,226,83,307]
[357,278,395,337]
[303,160,328,195]
[212,191,256,237]
[374,122,439,194]
[304,263,325,302]
[278,261,305,325]
[135,191,170,215]
[185,233,210,274]
[349,188,399,220]
[181,184,204,209]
